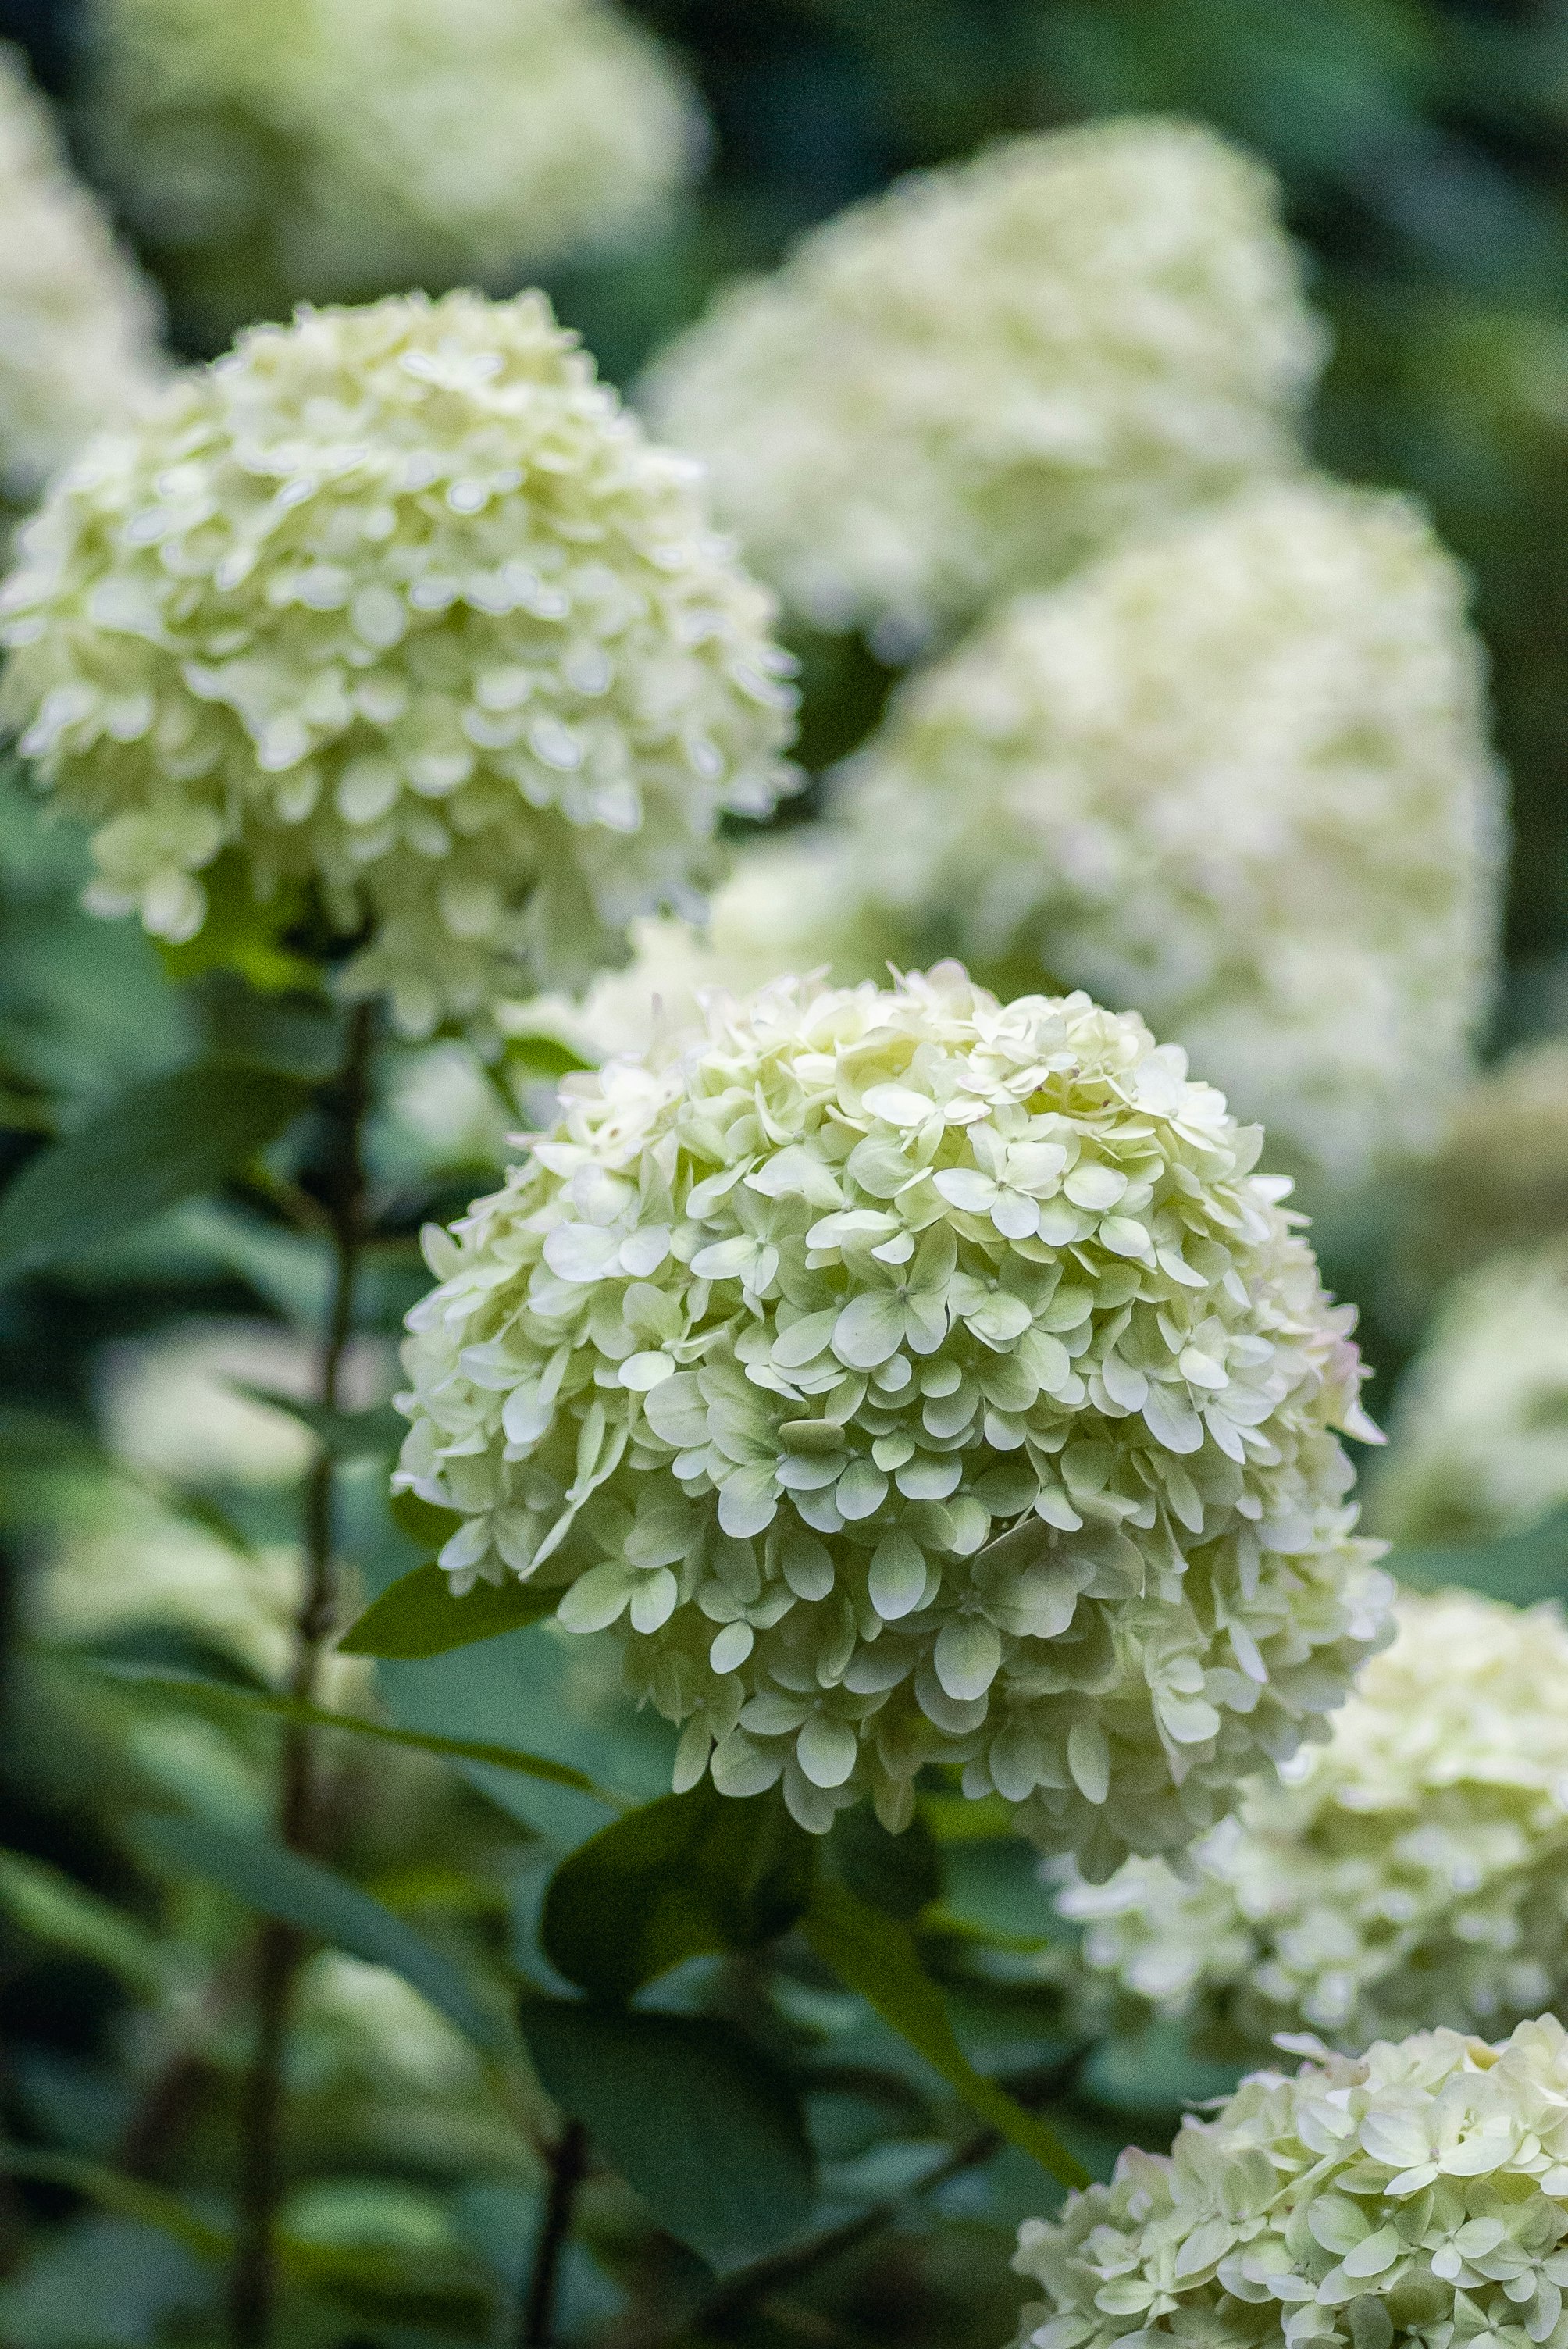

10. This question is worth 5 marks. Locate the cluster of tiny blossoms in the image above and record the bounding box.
[0,291,796,1036]
[1369,1253,1568,1547]
[822,480,1503,1186]
[82,0,704,335]
[1014,2016,1568,2349]
[0,43,162,512]
[395,968,1391,1861]
[1060,1590,1568,2053]
[643,118,1324,649]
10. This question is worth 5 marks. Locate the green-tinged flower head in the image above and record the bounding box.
[0,42,163,512]
[82,0,705,338]
[1014,2016,1568,2349]
[643,118,1324,649]
[809,479,1503,1187]
[1060,1589,1568,2053]
[1368,1251,1568,1546]
[0,290,797,1035]
[395,965,1392,1859]
[1418,1044,1568,1292]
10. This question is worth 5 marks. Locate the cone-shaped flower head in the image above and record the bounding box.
[815,480,1503,1186]
[0,290,797,1035]
[81,0,704,340]
[395,965,1392,1861]
[643,118,1324,648]
[1015,2016,1568,2349]
[1060,1589,1568,2054]
[1369,1252,1568,1546]
[0,43,163,512]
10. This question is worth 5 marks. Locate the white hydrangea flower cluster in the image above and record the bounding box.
[82,0,704,330]
[813,480,1503,1186]
[395,966,1392,1862]
[643,118,1324,647]
[0,42,162,512]
[1060,1590,1568,2052]
[0,291,796,1035]
[1420,1043,1568,1291]
[1369,1252,1568,1546]
[1014,2016,1568,2349]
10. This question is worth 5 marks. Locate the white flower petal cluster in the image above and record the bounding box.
[1060,1589,1568,2052]
[0,291,796,1035]
[0,42,162,511]
[1369,1252,1568,1546]
[1014,2016,1568,2349]
[83,0,704,328]
[1420,1044,1568,1291]
[821,480,1504,1186]
[643,118,1324,647]
[395,965,1391,1862]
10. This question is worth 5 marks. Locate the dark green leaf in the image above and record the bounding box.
[1389,1506,1568,1606]
[130,1812,510,2060]
[0,1849,169,1996]
[194,970,338,1077]
[390,1488,466,1550]
[804,1878,1088,2189]
[499,1033,592,1083]
[0,2144,226,2263]
[84,1663,620,1804]
[517,1997,814,2269]
[340,1561,559,1657]
[827,1801,942,1921]
[154,848,315,993]
[0,1060,312,1281]
[540,1781,815,2001]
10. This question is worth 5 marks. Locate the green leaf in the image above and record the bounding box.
[130,1811,511,2061]
[827,1801,942,1921]
[1389,1507,1568,1606]
[389,1488,465,1550]
[803,1877,1089,2190]
[232,1382,408,1463]
[0,1060,313,1281]
[84,1663,621,1805]
[0,1850,169,1997]
[0,2144,226,2263]
[517,1997,814,2270]
[154,848,315,993]
[194,970,338,1077]
[340,1561,559,1658]
[540,1782,815,2001]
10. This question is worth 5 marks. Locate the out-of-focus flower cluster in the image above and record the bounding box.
[1417,1043,1568,1291]
[1014,2016,1568,2349]
[1368,1251,1568,1545]
[80,0,705,337]
[0,290,796,1037]
[644,118,1324,650]
[395,966,1391,1865]
[1060,1588,1568,2052]
[618,479,1502,1189]
[0,42,163,513]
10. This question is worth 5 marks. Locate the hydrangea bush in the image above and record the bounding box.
[0,42,163,512]
[643,118,1324,649]
[1060,1589,1568,2051]
[81,0,704,335]
[796,479,1503,1185]
[0,289,796,1035]
[1014,2016,1568,2349]
[1369,1252,1568,1545]
[395,967,1392,1861]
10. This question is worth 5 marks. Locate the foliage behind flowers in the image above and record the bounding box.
[0,288,797,1035]
[1060,1588,1568,2054]
[396,966,1391,1862]
[644,118,1323,649]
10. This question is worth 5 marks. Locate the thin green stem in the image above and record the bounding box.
[225,999,374,2349]
[520,2120,590,2349]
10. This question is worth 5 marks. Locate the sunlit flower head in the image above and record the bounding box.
[812,479,1503,1186]
[1014,2015,1568,2349]
[395,965,1390,1862]
[0,289,796,1035]
[644,117,1324,649]
[0,41,163,512]
[1060,1588,1568,2054]
[81,0,705,337]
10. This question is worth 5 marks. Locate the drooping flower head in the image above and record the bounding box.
[809,479,1503,1186]
[0,290,797,1035]
[1014,2016,1568,2349]
[643,118,1324,649]
[395,966,1391,1862]
[80,0,705,340]
[0,42,163,513]
[1060,1589,1568,2054]
[1368,1251,1568,1546]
